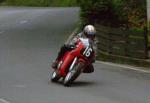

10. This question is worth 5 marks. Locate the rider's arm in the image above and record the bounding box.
[69,32,82,46]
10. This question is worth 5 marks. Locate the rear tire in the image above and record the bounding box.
[51,70,61,82]
[64,62,83,86]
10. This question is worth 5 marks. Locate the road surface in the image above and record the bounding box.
[0,7,150,103]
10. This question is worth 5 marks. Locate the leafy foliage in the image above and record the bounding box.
[0,0,5,3]
[78,0,114,27]
[78,0,147,30]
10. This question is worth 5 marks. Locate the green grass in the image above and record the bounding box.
[2,0,78,7]
[50,0,78,7]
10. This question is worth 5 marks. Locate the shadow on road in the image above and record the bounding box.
[49,80,96,87]
[69,81,96,87]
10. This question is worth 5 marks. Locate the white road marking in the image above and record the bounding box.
[0,98,10,103]
[20,20,28,24]
[96,61,150,73]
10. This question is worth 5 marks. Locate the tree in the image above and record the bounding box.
[78,0,147,30]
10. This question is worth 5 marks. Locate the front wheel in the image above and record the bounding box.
[64,62,83,86]
[51,70,61,82]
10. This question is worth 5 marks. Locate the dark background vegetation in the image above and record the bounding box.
[78,0,147,30]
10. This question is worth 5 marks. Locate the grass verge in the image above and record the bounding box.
[1,0,78,7]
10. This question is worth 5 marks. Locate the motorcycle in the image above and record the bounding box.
[51,38,94,86]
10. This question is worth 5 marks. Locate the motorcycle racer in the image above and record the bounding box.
[52,25,97,73]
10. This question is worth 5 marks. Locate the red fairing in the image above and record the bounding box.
[58,39,94,77]
[58,51,74,76]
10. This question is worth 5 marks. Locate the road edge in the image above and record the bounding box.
[96,61,150,73]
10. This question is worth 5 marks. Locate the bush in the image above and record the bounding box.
[0,0,5,3]
[78,0,147,30]
[78,0,115,27]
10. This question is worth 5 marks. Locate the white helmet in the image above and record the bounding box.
[83,25,96,39]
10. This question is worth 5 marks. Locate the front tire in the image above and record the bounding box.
[64,62,83,86]
[51,70,61,82]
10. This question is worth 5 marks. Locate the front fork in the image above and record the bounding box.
[69,57,78,72]
[69,57,86,73]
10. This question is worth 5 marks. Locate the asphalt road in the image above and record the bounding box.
[0,7,150,103]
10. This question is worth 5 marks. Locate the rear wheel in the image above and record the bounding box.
[64,62,83,86]
[51,70,61,82]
